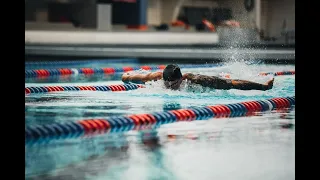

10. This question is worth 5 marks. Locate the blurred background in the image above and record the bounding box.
[25,0,295,63]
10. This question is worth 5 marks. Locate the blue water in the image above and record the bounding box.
[25,61,295,180]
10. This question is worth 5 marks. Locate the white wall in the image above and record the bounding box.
[216,0,256,28]
[216,0,295,37]
[160,0,177,24]
[266,0,295,37]
[148,0,162,25]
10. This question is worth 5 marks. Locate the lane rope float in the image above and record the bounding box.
[25,84,145,94]
[25,64,224,78]
[25,96,295,145]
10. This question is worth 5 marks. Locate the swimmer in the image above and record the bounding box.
[122,64,274,91]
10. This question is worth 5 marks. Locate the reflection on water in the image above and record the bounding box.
[26,108,294,180]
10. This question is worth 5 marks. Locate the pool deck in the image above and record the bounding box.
[25,30,295,62]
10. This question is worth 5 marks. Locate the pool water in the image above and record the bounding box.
[25,61,295,180]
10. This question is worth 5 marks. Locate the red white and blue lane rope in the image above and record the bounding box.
[25,64,224,78]
[25,58,139,68]
[259,70,295,76]
[25,84,145,94]
[25,68,295,94]
[25,96,295,145]
[26,67,295,79]
[219,70,295,79]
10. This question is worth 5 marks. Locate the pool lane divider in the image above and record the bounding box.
[25,96,295,145]
[25,69,295,94]
[259,70,295,76]
[26,66,295,79]
[220,70,295,79]
[25,84,145,94]
[25,58,139,67]
[219,70,295,79]
[25,64,224,78]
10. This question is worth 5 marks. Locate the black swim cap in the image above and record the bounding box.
[163,64,182,81]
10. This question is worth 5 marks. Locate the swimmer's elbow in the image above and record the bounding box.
[183,73,194,80]
[121,74,129,83]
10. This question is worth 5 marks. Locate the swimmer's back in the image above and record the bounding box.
[184,73,232,90]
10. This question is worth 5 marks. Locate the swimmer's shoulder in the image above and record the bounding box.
[183,73,198,80]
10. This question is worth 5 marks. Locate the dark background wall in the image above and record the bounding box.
[182,7,233,25]
[99,0,147,25]
[48,2,97,28]
[25,0,47,21]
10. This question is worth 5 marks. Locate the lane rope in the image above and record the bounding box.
[25,84,145,94]
[25,96,295,145]
[25,64,224,78]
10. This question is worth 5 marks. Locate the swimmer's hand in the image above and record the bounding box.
[264,78,274,90]
[121,73,131,83]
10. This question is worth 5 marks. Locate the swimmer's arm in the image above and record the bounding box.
[182,73,224,88]
[182,73,196,80]
[121,74,146,83]
[230,78,274,91]
[122,72,163,83]
[182,73,274,90]
[148,72,163,81]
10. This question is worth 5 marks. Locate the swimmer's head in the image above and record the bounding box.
[163,64,183,90]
